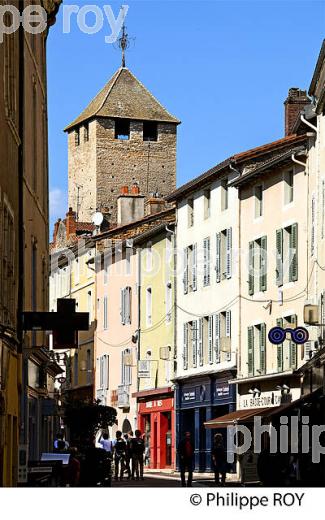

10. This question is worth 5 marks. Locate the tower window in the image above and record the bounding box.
[143,121,158,142]
[115,119,130,140]
[84,123,89,142]
[75,127,80,146]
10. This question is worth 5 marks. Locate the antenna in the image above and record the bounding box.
[118,22,130,68]
[91,212,104,227]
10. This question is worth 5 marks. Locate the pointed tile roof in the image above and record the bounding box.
[64,67,180,131]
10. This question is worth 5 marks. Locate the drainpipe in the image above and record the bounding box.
[291,153,307,169]
[300,115,318,133]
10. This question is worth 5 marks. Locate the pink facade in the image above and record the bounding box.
[95,246,139,435]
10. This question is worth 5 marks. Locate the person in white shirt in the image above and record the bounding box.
[99,433,113,453]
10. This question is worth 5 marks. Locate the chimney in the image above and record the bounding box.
[117,184,145,225]
[284,88,310,136]
[65,207,77,238]
[52,218,61,245]
[145,193,166,215]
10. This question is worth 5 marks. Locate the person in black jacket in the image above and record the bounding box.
[178,432,194,487]
[113,431,127,481]
[130,430,145,480]
[212,433,227,486]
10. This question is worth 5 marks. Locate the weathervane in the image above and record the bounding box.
[118,23,130,68]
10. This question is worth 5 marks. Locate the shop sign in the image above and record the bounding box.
[182,390,196,402]
[138,360,151,378]
[146,400,163,409]
[239,392,282,409]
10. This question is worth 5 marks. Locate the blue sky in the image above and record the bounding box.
[47,0,325,229]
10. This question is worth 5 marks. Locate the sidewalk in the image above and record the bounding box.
[144,469,241,485]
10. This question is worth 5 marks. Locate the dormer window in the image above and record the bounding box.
[115,119,130,140]
[143,121,158,142]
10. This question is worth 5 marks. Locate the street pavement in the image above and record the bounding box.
[111,472,233,488]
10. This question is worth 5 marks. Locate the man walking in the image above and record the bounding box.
[99,432,113,453]
[113,431,127,481]
[178,431,194,487]
[131,430,145,480]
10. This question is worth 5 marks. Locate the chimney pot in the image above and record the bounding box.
[120,186,129,195]
[131,183,140,195]
[284,88,311,136]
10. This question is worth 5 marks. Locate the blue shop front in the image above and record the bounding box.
[175,371,236,472]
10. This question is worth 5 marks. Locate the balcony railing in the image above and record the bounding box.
[117,385,130,408]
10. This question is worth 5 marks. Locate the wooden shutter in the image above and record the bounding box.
[248,241,254,295]
[260,236,267,291]
[214,313,220,363]
[183,323,188,370]
[248,326,254,376]
[276,318,283,372]
[198,318,204,366]
[120,288,125,324]
[192,243,197,291]
[192,320,197,368]
[216,233,221,283]
[289,314,297,368]
[183,248,188,294]
[203,238,210,286]
[208,315,213,364]
[289,224,298,282]
[276,229,283,286]
[226,228,232,279]
[226,311,231,337]
[260,323,266,374]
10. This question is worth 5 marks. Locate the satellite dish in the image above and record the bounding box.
[92,212,104,227]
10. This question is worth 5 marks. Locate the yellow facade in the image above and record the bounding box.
[139,230,175,391]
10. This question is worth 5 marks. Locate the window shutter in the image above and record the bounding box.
[226,228,232,279]
[208,315,213,364]
[260,236,267,292]
[260,323,266,374]
[248,241,254,295]
[225,311,231,339]
[289,224,298,282]
[103,296,108,330]
[216,233,221,283]
[192,243,197,291]
[214,313,220,363]
[100,356,104,389]
[183,248,188,294]
[304,341,312,362]
[203,238,210,286]
[276,318,283,372]
[125,287,131,325]
[183,323,188,370]
[121,289,125,325]
[104,355,109,390]
[248,326,254,376]
[311,195,316,256]
[289,314,297,369]
[192,320,197,368]
[198,318,204,366]
[276,229,283,286]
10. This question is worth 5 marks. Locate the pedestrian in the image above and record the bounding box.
[113,431,127,481]
[99,432,113,453]
[54,431,69,451]
[130,429,145,480]
[67,447,81,487]
[212,433,227,486]
[123,432,132,479]
[178,431,194,487]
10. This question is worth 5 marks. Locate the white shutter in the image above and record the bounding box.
[311,194,316,256]
[198,318,203,366]
[214,313,220,363]
[226,228,232,278]
[226,310,231,337]
[183,248,188,294]
[304,341,312,362]
[192,320,197,367]
[104,355,109,390]
[216,233,221,283]
[125,287,131,324]
[183,323,188,370]
[208,315,213,364]
[192,244,197,291]
[120,288,125,324]
[203,238,210,286]
[100,356,104,388]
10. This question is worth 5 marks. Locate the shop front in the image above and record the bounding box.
[175,371,236,472]
[135,387,175,470]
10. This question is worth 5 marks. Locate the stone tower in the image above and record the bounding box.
[65,67,180,223]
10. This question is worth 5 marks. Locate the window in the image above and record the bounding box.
[4,13,17,125]
[103,296,108,330]
[32,83,37,192]
[254,185,263,218]
[284,315,297,370]
[276,224,298,286]
[284,170,294,205]
[203,237,210,286]
[183,244,197,294]
[248,236,267,295]
[146,242,153,272]
[86,349,91,384]
[221,179,228,211]
[75,127,80,146]
[187,198,194,227]
[214,311,231,363]
[121,287,132,325]
[146,287,152,326]
[216,228,232,282]
[84,122,89,142]
[2,203,15,325]
[99,355,109,389]
[31,240,37,312]
[75,258,80,284]
[247,323,266,377]
[73,353,79,386]
[166,281,172,324]
[115,119,130,140]
[121,349,132,385]
[204,188,211,219]
[183,323,189,370]
[143,121,158,142]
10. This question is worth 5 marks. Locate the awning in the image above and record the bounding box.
[204,398,307,429]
